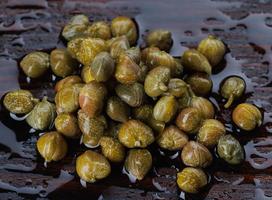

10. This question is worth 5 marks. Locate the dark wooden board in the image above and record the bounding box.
[0,0,272,199]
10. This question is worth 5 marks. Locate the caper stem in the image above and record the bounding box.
[224,94,234,108]
[187,84,196,98]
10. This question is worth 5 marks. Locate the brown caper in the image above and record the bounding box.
[107,36,130,59]
[198,35,226,67]
[166,78,188,98]
[124,149,152,181]
[177,167,207,193]
[78,109,107,148]
[81,65,95,83]
[146,29,173,52]
[99,136,125,162]
[26,97,56,130]
[220,76,246,108]
[90,52,115,82]
[55,113,81,139]
[3,89,37,114]
[111,16,138,45]
[20,51,50,78]
[55,75,82,92]
[118,120,154,148]
[157,125,188,151]
[37,131,67,163]
[153,95,178,123]
[115,83,145,107]
[190,96,215,119]
[62,24,87,41]
[181,49,212,75]
[106,96,130,123]
[50,49,78,78]
[232,103,262,131]
[79,81,107,118]
[175,107,202,134]
[197,119,226,148]
[181,141,213,168]
[76,150,111,183]
[185,73,213,96]
[85,21,111,40]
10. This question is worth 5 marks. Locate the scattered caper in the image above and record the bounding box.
[55,113,81,139]
[185,73,213,96]
[146,29,173,52]
[100,136,125,163]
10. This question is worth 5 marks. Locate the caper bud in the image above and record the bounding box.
[190,96,215,119]
[37,131,67,163]
[118,120,154,148]
[217,134,244,165]
[153,95,178,123]
[50,49,78,78]
[78,109,107,148]
[55,83,83,114]
[124,149,152,181]
[85,21,111,40]
[115,83,145,107]
[177,90,191,110]
[125,47,141,64]
[55,113,81,139]
[166,78,188,98]
[106,96,130,123]
[67,37,107,65]
[144,66,171,98]
[197,119,226,148]
[138,61,149,83]
[175,107,202,134]
[81,65,95,83]
[220,76,246,108]
[100,136,125,162]
[104,121,121,139]
[232,103,262,131]
[55,75,82,92]
[177,167,207,193]
[90,52,115,82]
[79,81,107,118]
[20,51,50,78]
[26,97,56,130]
[107,36,130,59]
[146,29,173,52]
[185,73,213,96]
[181,49,212,75]
[76,150,111,183]
[181,141,213,168]
[3,89,36,114]
[157,125,188,151]
[111,16,137,45]
[198,35,226,67]
[62,24,87,41]
[69,14,89,25]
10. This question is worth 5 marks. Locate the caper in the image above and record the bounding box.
[20,51,50,78]
[232,103,262,131]
[85,21,111,40]
[115,83,145,107]
[50,49,78,78]
[37,131,67,163]
[76,150,111,183]
[26,97,56,130]
[67,37,107,65]
[100,136,125,162]
[55,113,81,139]
[55,75,82,92]
[111,16,138,45]
[3,89,36,114]
[124,149,152,181]
[217,134,244,165]
[197,119,226,148]
[198,35,226,67]
[69,14,89,26]
[125,47,141,64]
[118,120,154,148]
[177,167,207,193]
[220,76,246,108]
[107,36,130,59]
[78,109,107,148]
[144,66,171,98]
[181,49,212,75]
[175,107,202,134]
[177,90,191,110]
[62,24,87,41]
[153,95,178,123]
[146,29,173,52]
[181,141,213,168]
[104,121,122,139]
[79,81,107,118]
[106,96,130,123]
[90,52,115,82]
[166,78,188,98]
[185,73,213,96]
[157,125,188,151]
[138,61,149,83]
[190,96,215,119]
[81,65,95,83]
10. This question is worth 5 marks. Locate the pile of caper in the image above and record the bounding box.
[2,14,263,194]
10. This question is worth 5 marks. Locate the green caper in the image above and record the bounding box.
[85,21,111,40]
[125,47,141,64]
[190,96,215,119]
[217,134,244,165]
[118,120,154,148]
[20,51,50,78]
[124,149,152,181]
[50,49,78,78]
[55,113,81,139]
[100,136,125,162]
[81,65,95,83]
[107,36,130,59]
[69,14,89,26]
[177,90,191,110]
[166,78,188,98]
[138,61,149,83]
[220,76,246,108]
[55,75,82,92]
[62,24,87,41]
[185,73,213,96]
[106,96,130,123]
[146,29,173,52]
